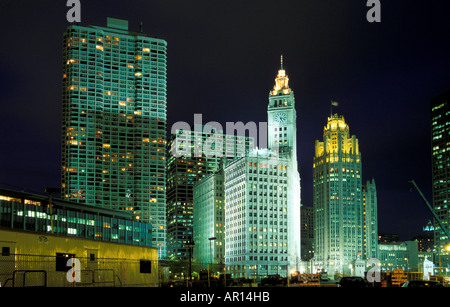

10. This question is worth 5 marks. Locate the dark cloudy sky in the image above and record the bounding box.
[0,0,449,240]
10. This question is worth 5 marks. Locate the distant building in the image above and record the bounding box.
[61,18,168,258]
[378,233,400,244]
[412,220,434,253]
[167,125,253,260]
[363,179,378,260]
[378,241,419,273]
[301,205,314,261]
[431,90,450,269]
[193,168,225,267]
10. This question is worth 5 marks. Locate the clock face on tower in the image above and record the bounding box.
[274,112,287,123]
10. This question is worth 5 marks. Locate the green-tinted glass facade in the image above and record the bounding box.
[0,189,152,247]
[193,169,225,265]
[167,126,253,260]
[363,178,378,260]
[431,90,450,269]
[61,18,167,257]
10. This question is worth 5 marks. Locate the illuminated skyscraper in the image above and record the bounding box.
[313,114,376,274]
[224,58,301,278]
[168,124,253,260]
[431,90,450,268]
[61,18,168,257]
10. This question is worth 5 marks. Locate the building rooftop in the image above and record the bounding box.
[0,188,140,221]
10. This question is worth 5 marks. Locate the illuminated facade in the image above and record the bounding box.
[224,59,301,278]
[301,205,314,261]
[363,179,378,261]
[0,188,158,287]
[167,125,253,260]
[431,90,450,269]
[61,18,167,258]
[0,188,152,246]
[193,168,225,266]
[412,221,434,252]
[313,114,377,274]
[378,241,419,273]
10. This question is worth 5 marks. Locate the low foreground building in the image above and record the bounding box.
[0,188,159,287]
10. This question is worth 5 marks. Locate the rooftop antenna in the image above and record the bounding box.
[139,21,143,32]
[280,54,284,70]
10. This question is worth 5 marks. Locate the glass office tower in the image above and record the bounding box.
[167,125,253,260]
[431,90,450,269]
[363,178,378,261]
[61,18,167,258]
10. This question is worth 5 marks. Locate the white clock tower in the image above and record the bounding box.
[223,57,302,277]
[268,56,297,161]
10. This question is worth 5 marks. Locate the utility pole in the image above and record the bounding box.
[44,188,60,234]
[186,236,195,287]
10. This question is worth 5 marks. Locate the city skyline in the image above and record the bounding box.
[1,0,450,243]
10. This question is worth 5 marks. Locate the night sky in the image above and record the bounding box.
[0,0,449,241]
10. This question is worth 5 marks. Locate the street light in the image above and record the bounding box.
[186,236,195,286]
[208,237,217,287]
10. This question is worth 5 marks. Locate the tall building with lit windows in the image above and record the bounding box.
[193,168,225,266]
[363,178,378,261]
[301,205,314,261]
[431,90,450,268]
[61,18,168,258]
[167,124,253,260]
[313,114,376,275]
[224,58,301,278]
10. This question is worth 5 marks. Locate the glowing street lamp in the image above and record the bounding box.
[445,244,450,253]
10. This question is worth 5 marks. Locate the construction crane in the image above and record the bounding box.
[409,180,450,240]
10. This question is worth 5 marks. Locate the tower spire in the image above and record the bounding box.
[270,56,291,96]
